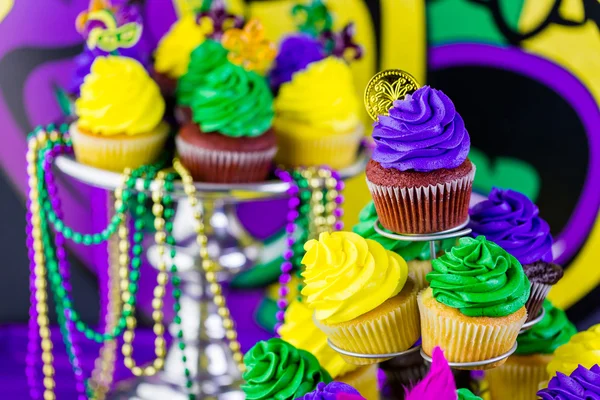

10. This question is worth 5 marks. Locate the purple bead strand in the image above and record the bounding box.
[331,169,344,231]
[274,169,300,334]
[26,203,42,400]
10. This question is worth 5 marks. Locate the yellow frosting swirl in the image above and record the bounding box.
[279,300,359,378]
[547,324,600,377]
[301,231,408,324]
[76,56,165,136]
[274,57,360,138]
[154,15,212,79]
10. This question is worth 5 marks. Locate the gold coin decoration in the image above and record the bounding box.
[364,69,420,121]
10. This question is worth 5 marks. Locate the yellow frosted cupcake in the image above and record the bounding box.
[301,231,420,365]
[486,300,577,400]
[273,57,363,169]
[153,15,212,95]
[280,300,379,399]
[546,323,600,379]
[419,236,529,368]
[71,56,168,172]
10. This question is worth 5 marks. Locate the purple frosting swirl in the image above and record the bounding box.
[68,43,150,96]
[538,365,600,399]
[269,34,325,92]
[469,188,553,265]
[300,382,362,400]
[372,85,470,172]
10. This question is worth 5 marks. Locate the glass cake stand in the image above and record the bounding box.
[54,151,368,399]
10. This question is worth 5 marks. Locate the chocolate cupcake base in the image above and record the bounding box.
[366,159,475,234]
[176,123,276,183]
[522,262,563,322]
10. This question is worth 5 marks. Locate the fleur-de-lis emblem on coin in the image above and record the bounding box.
[364,70,420,121]
[221,18,277,74]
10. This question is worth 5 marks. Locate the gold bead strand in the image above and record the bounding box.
[27,130,56,400]
[172,158,245,372]
[320,168,339,232]
[121,171,168,377]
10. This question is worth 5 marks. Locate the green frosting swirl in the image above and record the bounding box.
[457,388,483,399]
[515,299,577,355]
[242,338,332,400]
[352,201,455,260]
[177,39,274,137]
[426,236,530,318]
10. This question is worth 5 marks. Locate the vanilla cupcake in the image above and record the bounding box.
[274,57,364,169]
[302,231,420,365]
[71,56,168,172]
[153,15,212,96]
[419,236,529,368]
[280,300,379,399]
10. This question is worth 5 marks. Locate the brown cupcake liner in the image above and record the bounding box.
[380,347,428,397]
[315,280,420,366]
[367,166,476,234]
[486,354,552,400]
[174,106,193,125]
[418,288,526,369]
[525,282,552,323]
[176,136,276,183]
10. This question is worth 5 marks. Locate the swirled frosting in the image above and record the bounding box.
[274,57,360,137]
[178,40,274,137]
[538,365,600,400]
[547,324,600,377]
[469,188,553,265]
[426,236,530,318]
[242,338,332,400]
[75,56,164,135]
[154,15,212,79]
[301,231,408,324]
[457,389,483,399]
[516,300,576,355]
[352,201,455,261]
[279,301,358,378]
[69,44,150,96]
[299,382,362,400]
[269,34,325,91]
[372,85,470,172]
[405,347,456,400]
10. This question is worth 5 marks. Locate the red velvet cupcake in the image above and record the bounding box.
[366,85,475,234]
[175,39,276,183]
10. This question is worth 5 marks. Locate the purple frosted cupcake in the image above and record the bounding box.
[366,85,475,234]
[537,364,600,399]
[469,188,561,322]
[300,382,365,400]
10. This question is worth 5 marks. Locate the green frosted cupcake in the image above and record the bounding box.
[486,300,576,400]
[353,201,455,289]
[242,338,332,400]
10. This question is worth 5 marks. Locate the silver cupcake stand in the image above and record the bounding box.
[54,151,368,399]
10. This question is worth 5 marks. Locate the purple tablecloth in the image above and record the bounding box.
[1,288,272,398]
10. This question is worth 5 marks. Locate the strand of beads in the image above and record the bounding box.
[173,158,245,373]
[162,172,196,400]
[121,170,169,377]
[273,169,300,333]
[26,128,56,400]
[321,167,344,232]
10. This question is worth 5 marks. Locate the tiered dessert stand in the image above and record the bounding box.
[54,150,368,400]
[326,216,546,397]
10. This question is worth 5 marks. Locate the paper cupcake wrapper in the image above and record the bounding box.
[316,281,420,366]
[70,123,169,172]
[418,289,525,369]
[367,166,475,234]
[380,349,428,398]
[338,364,380,400]
[176,136,276,183]
[274,125,363,169]
[486,355,551,400]
[407,260,432,291]
[525,282,552,323]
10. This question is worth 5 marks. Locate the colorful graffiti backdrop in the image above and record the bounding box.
[0,0,598,326]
